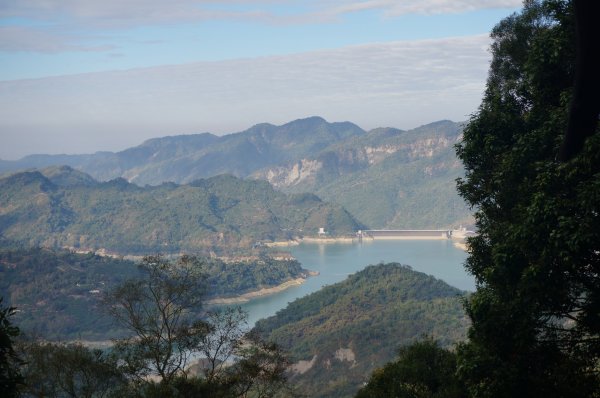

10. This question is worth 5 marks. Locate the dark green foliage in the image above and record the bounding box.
[255,263,469,397]
[0,170,361,254]
[204,256,307,298]
[19,342,126,398]
[0,247,309,340]
[455,1,600,396]
[0,298,23,398]
[0,247,142,340]
[355,338,465,398]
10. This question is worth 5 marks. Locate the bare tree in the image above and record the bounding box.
[104,254,207,384]
[197,307,247,382]
[103,254,289,397]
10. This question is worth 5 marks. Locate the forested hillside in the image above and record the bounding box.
[256,120,471,228]
[255,263,469,397]
[0,168,361,254]
[0,117,473,229]
[0,246,309,340]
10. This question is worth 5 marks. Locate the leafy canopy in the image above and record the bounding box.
[455,0,600,396]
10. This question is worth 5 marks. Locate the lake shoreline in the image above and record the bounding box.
[265,235,468,246]
[264,237,354,247]
[453,241,469,251]
[206,272,319,305]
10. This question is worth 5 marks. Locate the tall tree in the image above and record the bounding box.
[355,338,465,398]
[455,0,599,396]
[19,342,126,398]
[0,298,23,398]
[104,255,288,397]
[104,254,207,385]
[558,0,600,160]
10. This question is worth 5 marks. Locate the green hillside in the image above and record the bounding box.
[254,120,473,229]
[0,246,309,340]
[0,169,362,255]
[254,263,469,398]
[0,117,474,230]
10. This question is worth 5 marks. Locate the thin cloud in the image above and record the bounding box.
[2,1,521,27]
[0,26,114,53]
[0,1,278,27]
[325,0,522,17]
[0,34,491,159]
[0,1,520,54]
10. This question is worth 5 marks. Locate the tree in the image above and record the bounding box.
[455,0,600,396]
[0,297,23,398]
[225,330,289,398]
[195,307,248,383]
[104,254,207,384]
[355,338,465,398]
[104,255,288,397]
[18,342,126,398]
[558,0,600,160]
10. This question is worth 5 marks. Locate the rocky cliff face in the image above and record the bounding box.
[255,130,459,191]
[249,121,471,230]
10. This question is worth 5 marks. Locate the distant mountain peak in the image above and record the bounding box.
[39,165,98,188]
[139,132,217,147]
[286,116,327,125]
[0,170,54,191]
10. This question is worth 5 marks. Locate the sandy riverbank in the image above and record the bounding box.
[453,241,469,251]
[206,276,310,305]
[263,240,300,247]
[264,236,357,246]
[301,236,355,243]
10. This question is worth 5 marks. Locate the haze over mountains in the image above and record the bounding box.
[0,117,363,184]
[0,117,472,230]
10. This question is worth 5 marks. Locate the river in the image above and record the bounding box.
[238,239,473,327]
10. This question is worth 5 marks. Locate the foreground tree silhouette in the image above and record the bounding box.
[105,254,206,385]
[104,254,288,397]
[455,0,600,396]
[0,298,23,398]
[19,342,125,398]
[355,339,465,398]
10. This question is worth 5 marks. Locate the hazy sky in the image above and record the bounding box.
[0,0,522,160]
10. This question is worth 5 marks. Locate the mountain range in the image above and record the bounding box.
[0,116,472,229]
[0,117,363,185]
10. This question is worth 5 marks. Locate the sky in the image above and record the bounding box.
[0,0,522,160]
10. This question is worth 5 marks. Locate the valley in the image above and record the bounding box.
[3,3,595,396]
[0,116,475,397]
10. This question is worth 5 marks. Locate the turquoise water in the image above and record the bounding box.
[239,239,473,326]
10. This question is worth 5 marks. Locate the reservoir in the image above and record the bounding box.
[239,239,473,326]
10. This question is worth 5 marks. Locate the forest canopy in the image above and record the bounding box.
[455,0,600,396]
